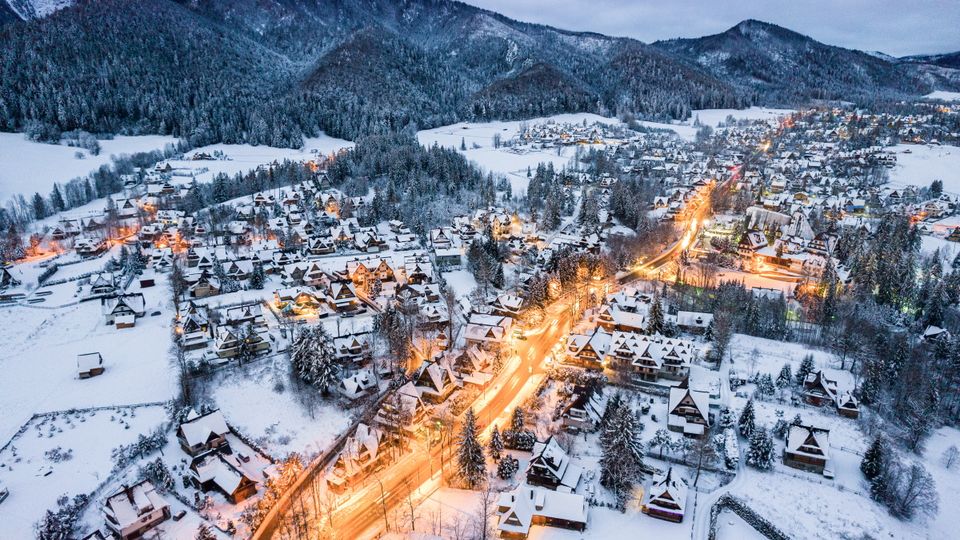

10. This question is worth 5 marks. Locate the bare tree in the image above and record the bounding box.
[473,482,497,540]
[887,462,939,520]
[942,445,959,470]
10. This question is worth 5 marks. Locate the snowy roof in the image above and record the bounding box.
[192,452,257,495]
[497,486,586,536]
[77,352,103,371]
[178,409,229,447]
[103,481,168,529]
[785,424,830,460]
[646,467,689,515]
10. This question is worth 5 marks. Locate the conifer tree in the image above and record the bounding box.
[747,427,774,470]
[795,354,815,385]
[647,290,665,335]
[776,363,793,388]
[249,264,265,290]
[861,436,886,481]
[497,455,519,480]
[738,399,756,437]
[599,404,645,504]
[488,425,504,462]
[457,409,486,489]
[291,326,340,394]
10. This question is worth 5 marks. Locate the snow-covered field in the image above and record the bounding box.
[161,134,353,185]
[638,107,793,141]
[418,113,619,195]
[0,281,176,445]
[689,107,795,129]
[925,90,960,102]
[0,132,178,202]
[213,368,355,459]
[715,509,765,540]
[888,143,960,193]
[0,404,168,539]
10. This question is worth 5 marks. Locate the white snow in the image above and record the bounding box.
[689,107,795,129]
[160,135,353,185]
[639,107,794,142]
[715,509,766,540]
[0,133,178,202]
[417,113,620,195]
[924,90,960,102]
[887,143,960,194]
[0,404,168,539]
[213,372,355,458]
[6,0,76,19]
[0,278,177,446]
[442,269,478,299]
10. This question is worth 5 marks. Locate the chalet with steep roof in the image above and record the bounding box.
[783,424,831,475]
[643,467,688,522]
[526,437,582,491]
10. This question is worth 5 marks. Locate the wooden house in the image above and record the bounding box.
[643,467,688,522]
[526,437,582,491]
[189,452,258,503]
[496,486,587,538]
[802,370,837,407]
[103,481,170,540]
[77,352,105,379]
[177,409,230,456]
[783,424,831,475]
[101,294,146,326]
[667,378,711,437]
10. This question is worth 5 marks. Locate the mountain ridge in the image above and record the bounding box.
[0,1,951,147]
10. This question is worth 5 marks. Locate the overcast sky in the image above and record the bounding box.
[462,0,960,57]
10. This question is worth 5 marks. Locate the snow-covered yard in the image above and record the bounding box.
[212,365,356,459]
[0,404,168,539]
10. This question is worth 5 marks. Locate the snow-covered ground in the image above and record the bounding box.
[715,509,765,540]
[887,143,960,193]
[0,132,178,202]
[417,113,619,195]
[161,134,353,185]
[639,107,793,141]
[689,107,795,129]
[213,368,355,459]
[0,404,168,539]
[442,269,478,299]
[0,277,176,446]
[416,108,792,195]
[924,90,960,102]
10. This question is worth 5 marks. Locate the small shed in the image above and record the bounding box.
[77,352,105,379]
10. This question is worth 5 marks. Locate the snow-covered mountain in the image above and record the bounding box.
[3,0,74,20]
[0,2,952,147]
[652,19,944,104]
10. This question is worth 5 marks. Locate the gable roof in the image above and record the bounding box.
[178,409,229,447]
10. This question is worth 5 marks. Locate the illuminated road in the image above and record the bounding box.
[255,124,783,540]
[338,303,574,539]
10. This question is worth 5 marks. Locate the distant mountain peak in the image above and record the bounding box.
[4,0,75,21]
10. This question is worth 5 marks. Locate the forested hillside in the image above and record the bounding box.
[0,1,942,148]
[653,20,940,104]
